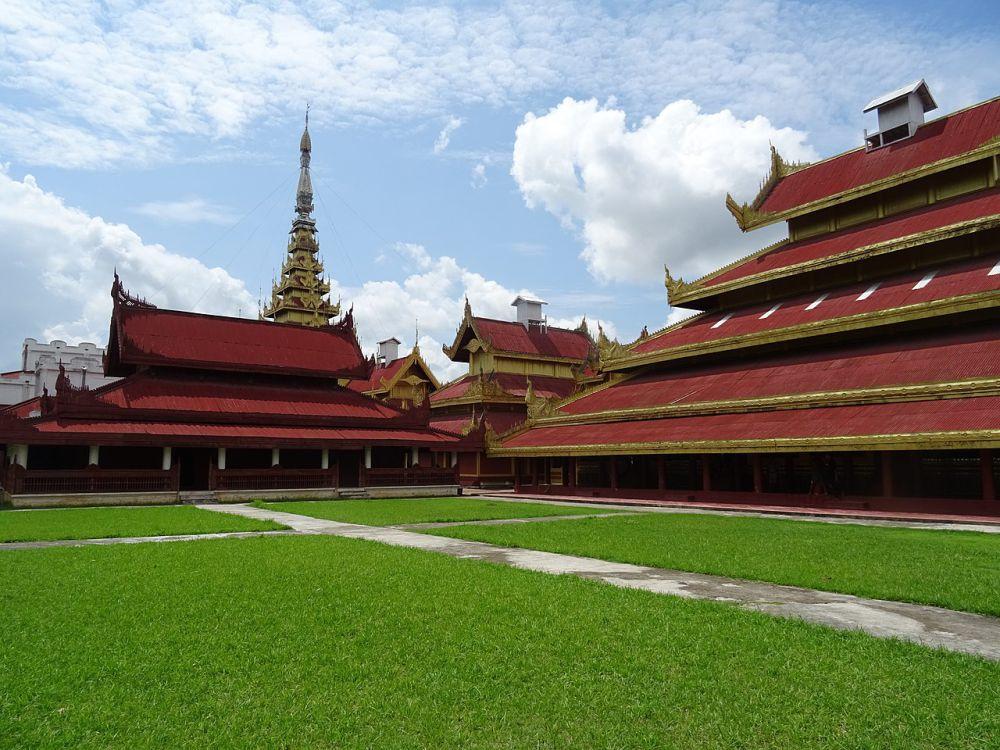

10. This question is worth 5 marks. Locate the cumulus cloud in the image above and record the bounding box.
[132,197,235,225]
[511,97,817,284]
[331,245,607,382]
[0,167,255,367]
[433,116,464,155]
[0,1,994,167]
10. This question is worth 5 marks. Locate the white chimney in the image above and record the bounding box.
[511,296,547,328]
[377,337,401,364]
[864,79,937,151]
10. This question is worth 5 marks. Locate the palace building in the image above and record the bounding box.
[430,296,597,486]
[0,120,474,506]
[347,337,440,410]
[491,82,1000,517]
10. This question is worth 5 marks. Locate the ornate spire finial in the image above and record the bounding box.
[262,111,340,327]
[296,107,314,219]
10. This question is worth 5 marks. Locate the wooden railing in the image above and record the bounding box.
[211,466,338,491]
[365,466,458,487]
[2,464,179,495]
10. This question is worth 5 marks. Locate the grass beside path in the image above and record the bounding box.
[0,505,284,543]
[431,512,1000,617]
[254,496,619,526]
[2,536,998,748]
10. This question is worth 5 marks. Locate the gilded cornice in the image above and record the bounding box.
[535,378,1000,427]
[596,323,629,370]
[605,289,1000,371]
[727,133,1000,232]
[670,213,1000,306]
[489,430,1000,457]
[524,378,561,420]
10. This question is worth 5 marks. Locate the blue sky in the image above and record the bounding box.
[0,0,997,379]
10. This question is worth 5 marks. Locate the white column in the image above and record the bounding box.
[88,445,100,467]
[321,449,330,470]
[161,446,172,471]
[364,446,373,469]
[271,448,280,467]
[217,447,227,471]
[8,444,27,466]
[451,451,458,468]
[410,446,420,467]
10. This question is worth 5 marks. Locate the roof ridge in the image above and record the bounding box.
[766,93,1000,184]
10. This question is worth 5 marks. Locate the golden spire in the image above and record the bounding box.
[262,109,341,327]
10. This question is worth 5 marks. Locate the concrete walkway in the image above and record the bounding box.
[201,503,1000,661]
[0,529,295,551]
[469,493,1000,534]
[395,511,639,530]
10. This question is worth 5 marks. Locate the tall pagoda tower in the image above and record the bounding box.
[262,113,341,327]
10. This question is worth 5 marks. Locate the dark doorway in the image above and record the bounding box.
[335,450,362,488]
[174,447,214,490]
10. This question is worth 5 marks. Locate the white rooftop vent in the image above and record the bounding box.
[377,337,401,364]
[511,296,547,327]
[864,79,937,151]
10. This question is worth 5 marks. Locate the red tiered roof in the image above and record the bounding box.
[90,371,399,420]
[445,316,592,363]
[472,318,592,360]
[347,357,409,393]
[503,396,999,451]
[563,325,1000,415]
[431,373,578,403]
[110,304,368,379]
[708,188,1000,289]
[634,254,1000,356]
[29,419,462,446]
[759,97,1000,215]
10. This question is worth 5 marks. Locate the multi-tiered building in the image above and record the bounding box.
[1,121,471,507]
[430,296,597,486]
[493,82,1000,516]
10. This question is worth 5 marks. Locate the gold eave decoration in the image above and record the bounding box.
[669,214,1000,307]
[531,377,1000,427]
[488,429,1000,457]
[605,289,1000,371]
[728,135,1000,232]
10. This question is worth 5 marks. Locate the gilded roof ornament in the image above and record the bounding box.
[596,323,628,368]
[262,110,341,327]
[726,144,810,232]
[664,265,694,304]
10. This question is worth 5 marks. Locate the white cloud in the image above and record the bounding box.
[470,161,488,189]
[0,167,255,366]
[433,116,464,155]
[0,1,994,167]
[132,197,235,225]
[511,97,817,285]
[331,246,611,382]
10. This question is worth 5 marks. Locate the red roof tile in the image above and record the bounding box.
[347,357,408,392]
[91,372,399,420]
[565,325,1000,415]
[430,373,578,403]
[759,98,1000,215]
[472,318,592,360]
[504,396,999,450]
[634,254,1000,356]
[708,188,1000,288]
[29,419,460,446]
[111,304,367,379]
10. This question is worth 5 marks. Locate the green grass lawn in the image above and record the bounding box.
[430,512,1000,616]
[254,496,618,526]
[0,505,284,542]
[1,536,997,748]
